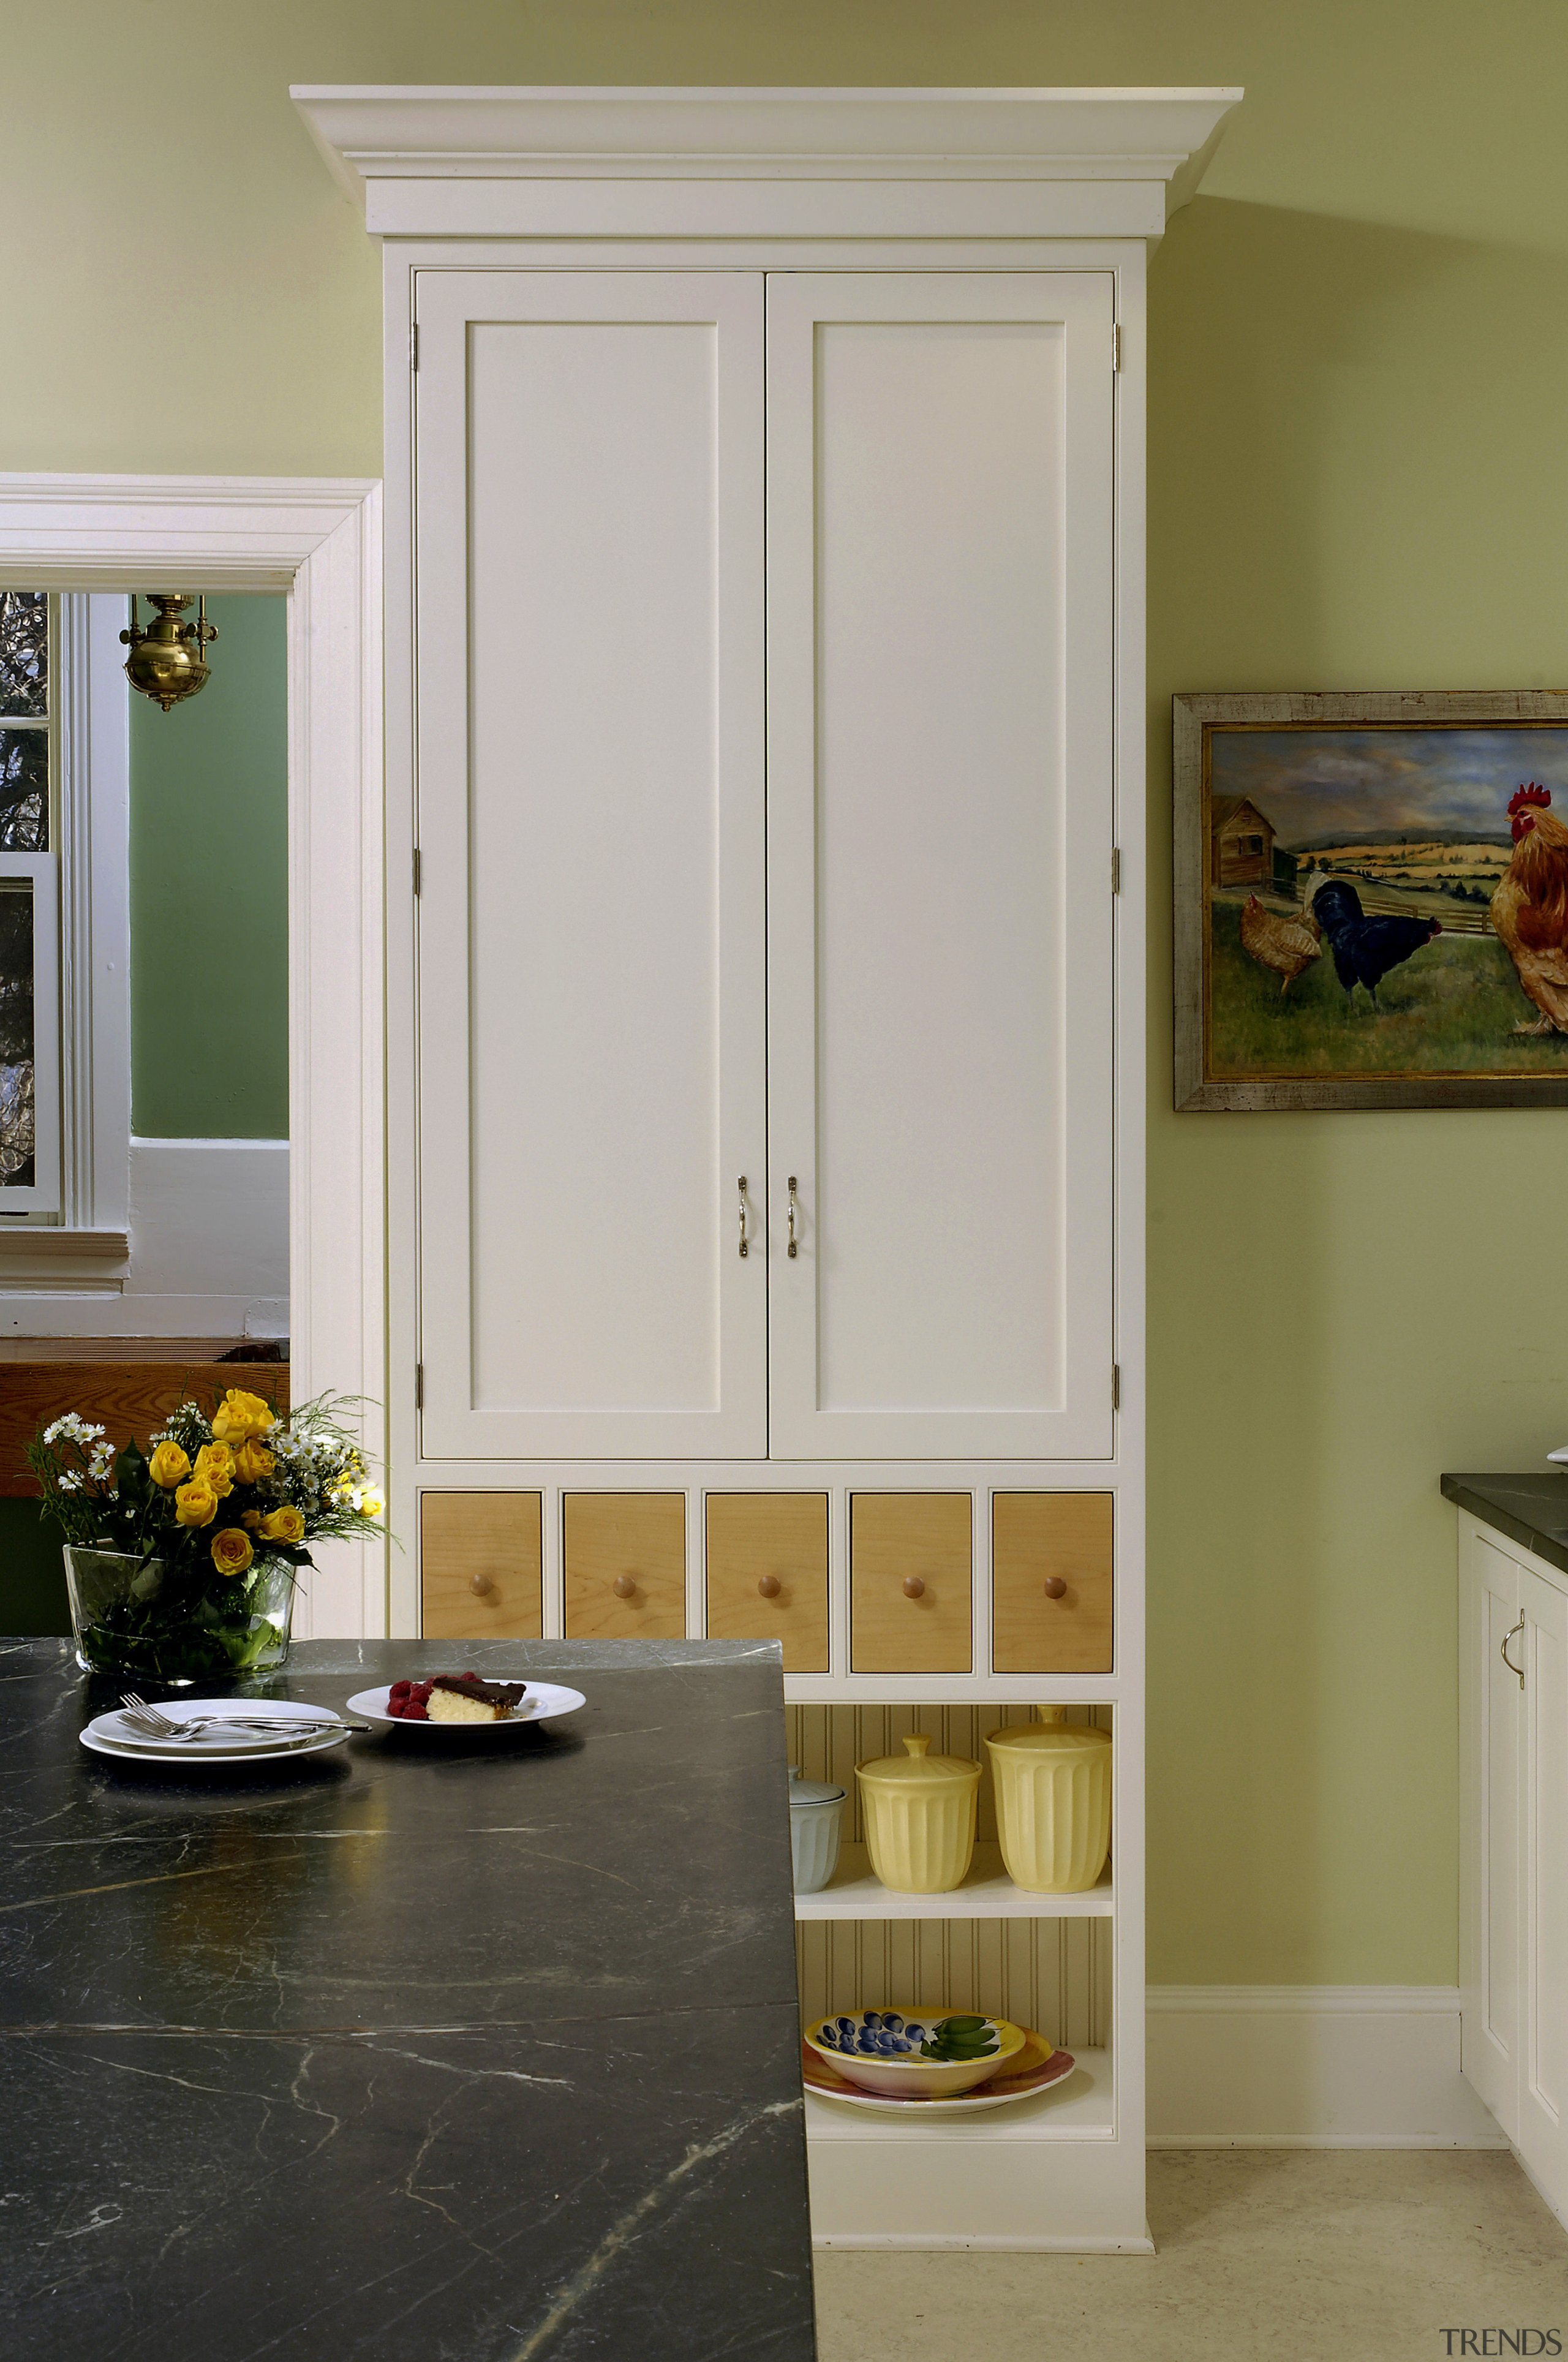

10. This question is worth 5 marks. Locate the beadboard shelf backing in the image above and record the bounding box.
[796,1909,1111,2057]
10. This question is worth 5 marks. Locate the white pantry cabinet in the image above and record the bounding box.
[296,78,1241,2257]
[1459,1514,1568,2223]
[412,266,1113,1464]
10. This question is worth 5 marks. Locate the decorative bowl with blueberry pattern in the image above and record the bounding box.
[804,2007,1026,2098]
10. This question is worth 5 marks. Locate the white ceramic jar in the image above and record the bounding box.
[854,1732,981,1893]
[984,1707,1111,1894]
[788,1765,846,1892]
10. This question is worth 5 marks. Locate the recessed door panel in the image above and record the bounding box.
[705,1492,829,1672]
[415,273,766,1458]
[766,273,1115,1458]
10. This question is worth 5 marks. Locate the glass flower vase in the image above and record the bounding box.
[62,1545,296,1685]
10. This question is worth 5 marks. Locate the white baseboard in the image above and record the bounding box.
[1147,1985,1507,2148]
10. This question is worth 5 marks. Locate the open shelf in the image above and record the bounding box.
[804,2047,1114,2141]
[794,1841,1113,1920]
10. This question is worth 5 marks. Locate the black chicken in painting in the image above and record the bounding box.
[1310,878,1442,1009]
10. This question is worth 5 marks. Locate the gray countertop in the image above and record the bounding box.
[0,1637,816,2361]
[1441,1473,1568,1579]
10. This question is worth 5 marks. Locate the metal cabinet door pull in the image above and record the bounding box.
[737,1176,750,1259]
[1502,1612,1526,1688]
[787,1176,800,1258]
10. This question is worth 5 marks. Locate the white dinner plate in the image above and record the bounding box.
[81,1698,352,1765]
[345,1680,587,1730]
[802,2034,1077,2116]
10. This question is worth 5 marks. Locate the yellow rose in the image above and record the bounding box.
[148,1441,191,1490]
[358,1489,385,1521]
[241,1509,262,1531]
[175,1479,218,1528]
[211,1526,254,1577]
[211,1389,277,1446]
[193,1443,235,1499]
[232,1438,275,1485]
[258,1505,305,1545]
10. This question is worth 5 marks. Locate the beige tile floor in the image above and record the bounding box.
[814,2151,1568,2362]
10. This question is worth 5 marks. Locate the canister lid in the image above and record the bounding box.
[855,1731,982,1784]
[986,1709,1110,1756]
[788,1764,846,1806]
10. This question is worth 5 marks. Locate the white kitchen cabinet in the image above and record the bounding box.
[298,78,1240,2256]
[1460,1513,1568,2221]
[764,273,1115,1461]
[412,263,1113,1464]
[413,271,768,1462]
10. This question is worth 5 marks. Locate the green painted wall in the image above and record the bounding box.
[6,1,1567,1983]
[129,595,288,1138]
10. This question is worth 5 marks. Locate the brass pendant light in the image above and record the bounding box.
[120,594,218,712]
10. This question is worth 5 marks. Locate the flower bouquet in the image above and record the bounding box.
[29,1387,384,1683]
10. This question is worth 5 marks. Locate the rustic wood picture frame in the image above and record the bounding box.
[1174,690,1568,1111]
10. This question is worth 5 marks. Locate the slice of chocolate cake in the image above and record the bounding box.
[424,1673,529,1724]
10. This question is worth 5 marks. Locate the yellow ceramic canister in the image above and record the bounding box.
[855,1731,981,1893]
[984,1708,1111,1894]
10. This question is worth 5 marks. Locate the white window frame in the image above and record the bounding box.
[0,594,131,1232]
[0,476,383,1640]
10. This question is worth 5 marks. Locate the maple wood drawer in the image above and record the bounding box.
[850,1493,973,1673]
[992,1492,1113,1674]
[564,1492,687,1639]
[705,1493,829,1673]
[420,1492,543,1639]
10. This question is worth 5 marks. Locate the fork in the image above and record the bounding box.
[119,1692,369,1737]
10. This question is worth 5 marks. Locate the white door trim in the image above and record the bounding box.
[0,474,385,1638]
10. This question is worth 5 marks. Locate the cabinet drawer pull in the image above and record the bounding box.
[902,1575,926,1599]
[612,1575,638,1600]
[737,1175,750,1259]
[468,1572,494,1598]
[787,1175,800,1258]
[1042,1576,1068,1599]
[757,1574,782,1599]
[1502,1612,1526,1688]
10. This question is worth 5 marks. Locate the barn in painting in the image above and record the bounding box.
[1211,794,1276,886]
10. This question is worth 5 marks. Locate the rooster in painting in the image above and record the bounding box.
[1490,783,1568,1034]
[1238,894,1322,992]
[1310,878,1442,1009]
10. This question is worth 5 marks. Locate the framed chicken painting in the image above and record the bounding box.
[1174,691,1568,1110]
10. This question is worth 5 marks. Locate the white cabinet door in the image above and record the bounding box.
[765,273,1116,1459]
[413,273,767,1458]
[1519,1562,1568,2194]
[1461,1533,1521,2138]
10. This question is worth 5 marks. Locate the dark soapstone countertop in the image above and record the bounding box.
[1441,1473,1568,1581]
[0,1637,816,2362]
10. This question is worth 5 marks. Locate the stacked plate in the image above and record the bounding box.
[80,1698,355,1766]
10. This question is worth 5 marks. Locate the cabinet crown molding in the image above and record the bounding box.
[292,85,1241,241]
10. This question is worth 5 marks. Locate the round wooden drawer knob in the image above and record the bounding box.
[612,1575,638,1599]
[1042,1577,1068,1600]
[469,1572,494,1598]
[757,1575,782,1599]
[902,1576,926,1599]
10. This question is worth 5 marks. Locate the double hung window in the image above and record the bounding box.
[0,591,59,1209]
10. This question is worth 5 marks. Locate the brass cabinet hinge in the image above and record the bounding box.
[415,1363,424,1409]
[413,846,421,897]
[410,323,419,372]
[1111,322,1121,372]
[1112,1364,1121,1412]
[1111,847,1121,894]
